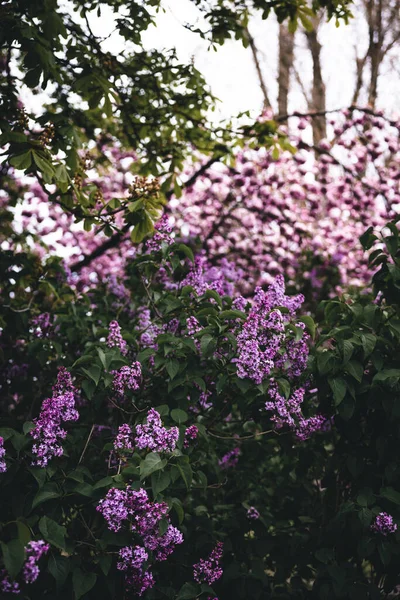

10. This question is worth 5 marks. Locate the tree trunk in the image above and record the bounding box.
[278,23,295,116]
[305,20,327,144]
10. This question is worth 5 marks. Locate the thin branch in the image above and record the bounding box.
[245,26,273,109]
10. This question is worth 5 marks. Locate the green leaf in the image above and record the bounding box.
[373,369,400,385]
[151,470,171,497]
[345,360,363,383]
[72,568,97,600]
[328,378,347,406]
[380,486,400,505]
[32,151,55,178]
[219,309,247,320]
[39,516,66,550]
[176,582,199,599]
[81,364,101,386]
[166,359,180,380]
[32,483,61,509]
[140,452,166,480]
[298,315,316,339]
[177,460,193,489]
[48,555,71,588]
[315,548,335,564]
[9,151,32,170]
[360,333,376,357]
[171,409,188,424]
[1,539,25,578]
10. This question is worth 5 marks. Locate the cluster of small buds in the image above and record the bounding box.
[0,436,6,473]
[234,276,306,385]
[30,368,79,467]
[114,424,134,453]
[218,447,240,469]
[30,312,53,338]
[186,316,202,336]
[247,506,260,520]
[107,320,128,355]
[38,123,55,147]
[145,215,173,252]
[135,409,179,453]
[193,542,224,585]
[112,362,142,396]
[22,540,50,584]
[128,176,160,201]
[371,512,398,535]
[97,486,183,595]
[17,106,29,130]
[184,425,199,448]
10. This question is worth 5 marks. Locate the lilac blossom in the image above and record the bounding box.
[30,369,79,467]
[0,570,20,594]
[0,436,6,473]
[219,447,240,469]
[112,362,141,396]
[125,569,155,597]
[186,316,202,336]
[371,512,398,535]
[135,409,179,453]
[114,424,134,453]
[234,277,306,385]
[247,507,260,520]
[107,320,128,355]
[97,485,183,593]
[145,215,173,252]
[193,542,224,585]
[135,308,161,350]
[22,540,49,584]
[265,381,326,440]
[31,312,53,338]
[184,425,199,448]
[117,545,148,571]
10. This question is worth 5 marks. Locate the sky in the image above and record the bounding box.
[20,0,400,124]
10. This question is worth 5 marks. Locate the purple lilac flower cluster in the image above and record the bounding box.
[193,542,224,585]
[145,215,173,252]
[371,512,398,535]
[184,425,198,448]
[0,436,6,473]
[107,320,128,355]
[135,409,179,453]
[247,506,260,520]
[0,539,49,594]
[136,308,161,351]
[182,255,243,297]
[23,540,50,584]
[114,424,134,453]
[0,570,20,594]
[30,368,79,467]
[97,486,183,595]
[112,362,141,396]
[218,447,240,469]
[31,312,53,338]
[265,381,325,440]
[235,276,306,385]
[186,316,202,336]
